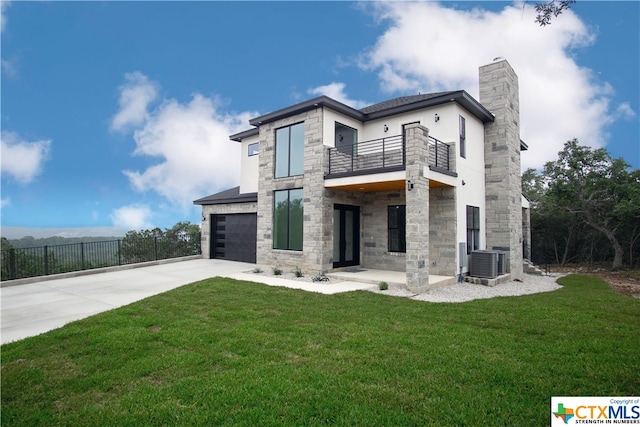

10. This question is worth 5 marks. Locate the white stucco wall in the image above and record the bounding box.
[322,109,363,147]
[451,104,487,272]
[239,134,260,194]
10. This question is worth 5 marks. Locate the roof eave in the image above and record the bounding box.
[248,96,364,127]
[230,127,259,142]
[363,91,494,123]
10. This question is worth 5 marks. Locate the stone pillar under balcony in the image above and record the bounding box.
[404,123,430,293]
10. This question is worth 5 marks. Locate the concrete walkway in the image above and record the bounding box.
[0,259,373,344]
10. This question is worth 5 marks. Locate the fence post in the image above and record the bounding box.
[44,245,49,276]
[383,137,387,168]
[402,135,406,166]
[9,248,16,280]
[81,242,85,270]
[351,144,354,172]
[434,140,439,168]
[118,239,122,265]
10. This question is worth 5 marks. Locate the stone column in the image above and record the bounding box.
[404,123,430,293]
[301,108,331,273]
[479,59,524,280]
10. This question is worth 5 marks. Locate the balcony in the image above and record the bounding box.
[326,134,452,178]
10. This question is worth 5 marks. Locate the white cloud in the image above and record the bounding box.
[308,82,370,109]
[1,197,10,208]
[1,131,51,184]
[614,102,636,121]
[110,204,153,230]
[112,72,255,211]
[359,1,624,170]
[1,1,9,33]
[110,71,158,132]
[1,58,17,78]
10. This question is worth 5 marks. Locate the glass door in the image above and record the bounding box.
[333,204,360,268]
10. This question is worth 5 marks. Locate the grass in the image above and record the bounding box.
[2,275,639,426]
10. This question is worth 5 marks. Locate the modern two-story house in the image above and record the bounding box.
[194,59,531,292]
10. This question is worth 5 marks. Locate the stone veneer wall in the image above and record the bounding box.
[404,123,431,292]
[360,190,406,272]
[200,202,258,259]
[479,60,524,280]
[429,186,457,276]
[256,107,328,274]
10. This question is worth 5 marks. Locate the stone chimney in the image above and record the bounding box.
[479,59,524,280]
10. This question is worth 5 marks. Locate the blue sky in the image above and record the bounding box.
[1,1,638,238]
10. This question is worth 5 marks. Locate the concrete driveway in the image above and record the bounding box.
[0,258,254,345]
[1,258,374,345]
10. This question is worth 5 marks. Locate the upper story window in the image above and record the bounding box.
[248,142,259,156]
[335,122,357,155]
[459,115,466,158]
[275,122,304,178]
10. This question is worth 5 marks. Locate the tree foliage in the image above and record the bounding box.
[119,221,201,264]
[523,139,640,269]
[534,0,576,26]
[1,222,201,280]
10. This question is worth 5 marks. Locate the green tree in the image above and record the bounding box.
[532,139,640,270]
[523,168,585,266]
[534,0,576,26]
[119,222,201,264]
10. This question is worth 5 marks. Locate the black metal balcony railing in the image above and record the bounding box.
[327,134,451,176]
[1,236,201,281]
[428,136,451,171]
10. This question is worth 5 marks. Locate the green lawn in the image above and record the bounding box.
[2,275,639,426]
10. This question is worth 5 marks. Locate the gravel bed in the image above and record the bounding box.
[247,268,564,302]
[366,273,565,303]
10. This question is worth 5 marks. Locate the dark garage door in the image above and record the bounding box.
[210,214,257,263]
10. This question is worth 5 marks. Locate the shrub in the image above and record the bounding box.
[293,266,303,278]
[378,281,389,291]
[272,266,282,276]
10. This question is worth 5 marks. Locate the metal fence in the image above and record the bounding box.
[1,236,201,281]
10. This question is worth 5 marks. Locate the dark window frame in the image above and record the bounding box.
[334,122,358,156]
[388,205,406,253]
[466,205,480,254]
[248,142,259,156]
[273,188,304,251]
[275,122,304,178]
[459,115,466,158]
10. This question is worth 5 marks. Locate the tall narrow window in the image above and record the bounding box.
[466,205,480,254]
[388,205,406,253]
[459,115,466,158]
[275,122,304,178]
[273,189,303,250]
